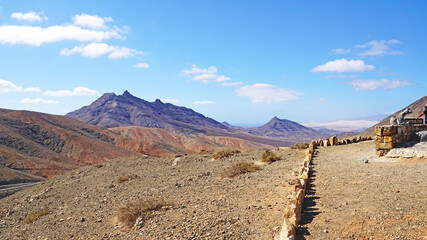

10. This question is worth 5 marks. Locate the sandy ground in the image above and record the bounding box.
[297,141,427,240]
[0,148,303,239]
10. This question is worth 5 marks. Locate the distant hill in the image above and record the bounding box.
[246,117,328,141]
[362,96,427,136]
[66,91,227,135]
[0,108,137,180]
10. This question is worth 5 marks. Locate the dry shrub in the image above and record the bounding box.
[24,208,51,224]
[116,174,138,184]
[220,162,261,178]
[290,142,309,149]
[117,198,168,228]
[213,149,241,160]
[261,149,281,163]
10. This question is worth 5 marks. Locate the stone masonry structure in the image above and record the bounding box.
[375,124,427,156]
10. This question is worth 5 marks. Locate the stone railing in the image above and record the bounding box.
[375,124,427,156]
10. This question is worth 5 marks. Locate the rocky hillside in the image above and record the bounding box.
[362,96,427,135]
[111,126,272,156]
[0,108,137,180]
[66,91,227,135]
[246,117,327,141]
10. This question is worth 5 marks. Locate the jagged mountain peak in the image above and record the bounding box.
[66,92,227,134]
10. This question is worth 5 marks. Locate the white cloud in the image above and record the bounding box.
[160,98,179,104]
[134,63,149,69]
[182,64,232,83]
[193,100,216,105]
[23,87,42,93]
[11,11,47,22]
[236,83,302,103]
[72,13,112,29]
[348,79,410,91]
[19,98,58,104]
[330,48,351,55]
[0,79,22,93]
[221,81,243,87]
[0,22,123,46]
[311,59,374,73]
[302,120,378,132]
[356,40,403,56]
[60,42,142,59]
[44,86,98,97]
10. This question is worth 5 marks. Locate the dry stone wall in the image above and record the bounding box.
[279,135,372,239]
[375,125,427,156]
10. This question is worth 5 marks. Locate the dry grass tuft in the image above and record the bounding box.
[290,142,309,149]
[116,174,138,184]
[261,149,281,163]
[117,198,169,228]
[24,208,51,224]
[220,161,261,178]
[213,149,241,160]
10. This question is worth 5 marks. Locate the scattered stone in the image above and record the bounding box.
[323,229,328,233]
[80,217,85,222]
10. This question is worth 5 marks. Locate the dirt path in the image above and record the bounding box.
[0,148,303,239]
[298,141,427,239]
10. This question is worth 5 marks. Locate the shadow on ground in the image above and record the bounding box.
[296,152,320,239]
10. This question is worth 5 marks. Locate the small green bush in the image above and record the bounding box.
[290,142,309,149]
[24,208,51,224]
[261,149,281,163]
[117,198,168,228]
[213,149,241,160]
[220,162,261,178]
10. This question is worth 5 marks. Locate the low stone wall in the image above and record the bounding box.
[279,135,373,239]
[375,125,427,156]
[279,143,314,240]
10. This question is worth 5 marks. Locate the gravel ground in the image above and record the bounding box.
[297,140,427,240]
[0,148,303,239]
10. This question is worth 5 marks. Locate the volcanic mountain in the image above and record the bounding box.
[0,108,137,181]
[66,91,227,135]
[246,116,327,141]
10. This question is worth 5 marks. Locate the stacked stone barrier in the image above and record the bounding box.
[375,125,427,156]
[279,142,314,239]
[279,135,373,239]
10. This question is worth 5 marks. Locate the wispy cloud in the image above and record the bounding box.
[19,98,58,104]
[160,98,179,104]
[60,42,142,59]
[11,11,47,22]
[348,78,410,91]
[311,59,374,73]
[44,86,98,97]
[193,100,216,105]
[134,63,149,69]
[0,14,124,46]
[236,83,302,103]
[356,40,403,56]
[23,87,42,93]
[0,79,22,93]
[330,48,351,55]
[182,64,232,83]
[72,13,112,30]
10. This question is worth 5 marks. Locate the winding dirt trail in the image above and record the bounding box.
[297,140,427,239]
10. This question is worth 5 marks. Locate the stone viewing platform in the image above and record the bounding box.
[375,124,427,156]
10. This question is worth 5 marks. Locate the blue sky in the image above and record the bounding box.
[0,0,426,127]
